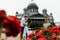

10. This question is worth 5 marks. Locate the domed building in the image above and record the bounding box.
[16,0,54,23]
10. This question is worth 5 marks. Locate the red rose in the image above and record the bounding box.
[51,26,59,33]
[36,34,40,39]
[52,26,59,30]
[52,30,59,33]
[0,10,6,24]
[28,33,35,38]
[51,36,57,40]
[38,37,46,40]
[0,10,6,18]
[58,26,60,30]
[36,34,44,39]
[26,37,32,40]
[3,16,22,37]
[35,29,40,33]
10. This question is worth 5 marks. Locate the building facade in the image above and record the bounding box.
[16,1,54,23]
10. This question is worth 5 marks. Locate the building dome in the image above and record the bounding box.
[50,13,52,15]
[27,3,38,9]
[42,9,47,13]
[23,8,27,11]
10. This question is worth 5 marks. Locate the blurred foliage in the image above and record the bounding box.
[32,36,37,40]
[29,22,43,29]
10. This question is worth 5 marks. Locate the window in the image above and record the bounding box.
[31,9,33,12]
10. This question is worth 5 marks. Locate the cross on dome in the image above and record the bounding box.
[31,0,35,3]
[31,0,34,2]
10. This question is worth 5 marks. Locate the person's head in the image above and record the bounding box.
[51,23,56,27]
[24,16,28,21]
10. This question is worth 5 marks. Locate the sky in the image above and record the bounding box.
[0,0,60,22]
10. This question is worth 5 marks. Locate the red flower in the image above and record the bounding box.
[51,36,57,40]
[36,34,40,39]
[52,26,59,30]
[52,30,59,33]
[3,16,22,37]
[28,33,35,38]
[26,37,32,40]
[36,34,44,39]
[0,10,6,18]
[38,37,46,40]
[51,26,59,33]
[35,29,40,33]
[0,10,6,24]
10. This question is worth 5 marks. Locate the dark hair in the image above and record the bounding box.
[24,16,28,17]
[51,22,56,26]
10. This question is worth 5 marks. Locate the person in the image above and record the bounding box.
[51,22,56,27]
[20,16,29,40]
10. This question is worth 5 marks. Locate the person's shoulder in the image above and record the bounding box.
[21,17,24,20]
[21,17,25,22]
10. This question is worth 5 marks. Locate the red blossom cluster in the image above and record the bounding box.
[0,10,6,24]
[3,16,22,37]
[27,33,46,40]
[0,10,22,37]
[0,10,6,18]
[27,26,60,40]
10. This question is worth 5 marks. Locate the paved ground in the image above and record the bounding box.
[0,30,33,40]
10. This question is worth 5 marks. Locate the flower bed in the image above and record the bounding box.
[27,26,60,40]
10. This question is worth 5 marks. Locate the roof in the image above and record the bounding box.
[29,13,44,17]
[27,3,38,9]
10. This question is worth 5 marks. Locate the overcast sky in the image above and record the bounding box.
[0,0,60,22]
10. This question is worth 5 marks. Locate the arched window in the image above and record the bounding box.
[31,9,33,12]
